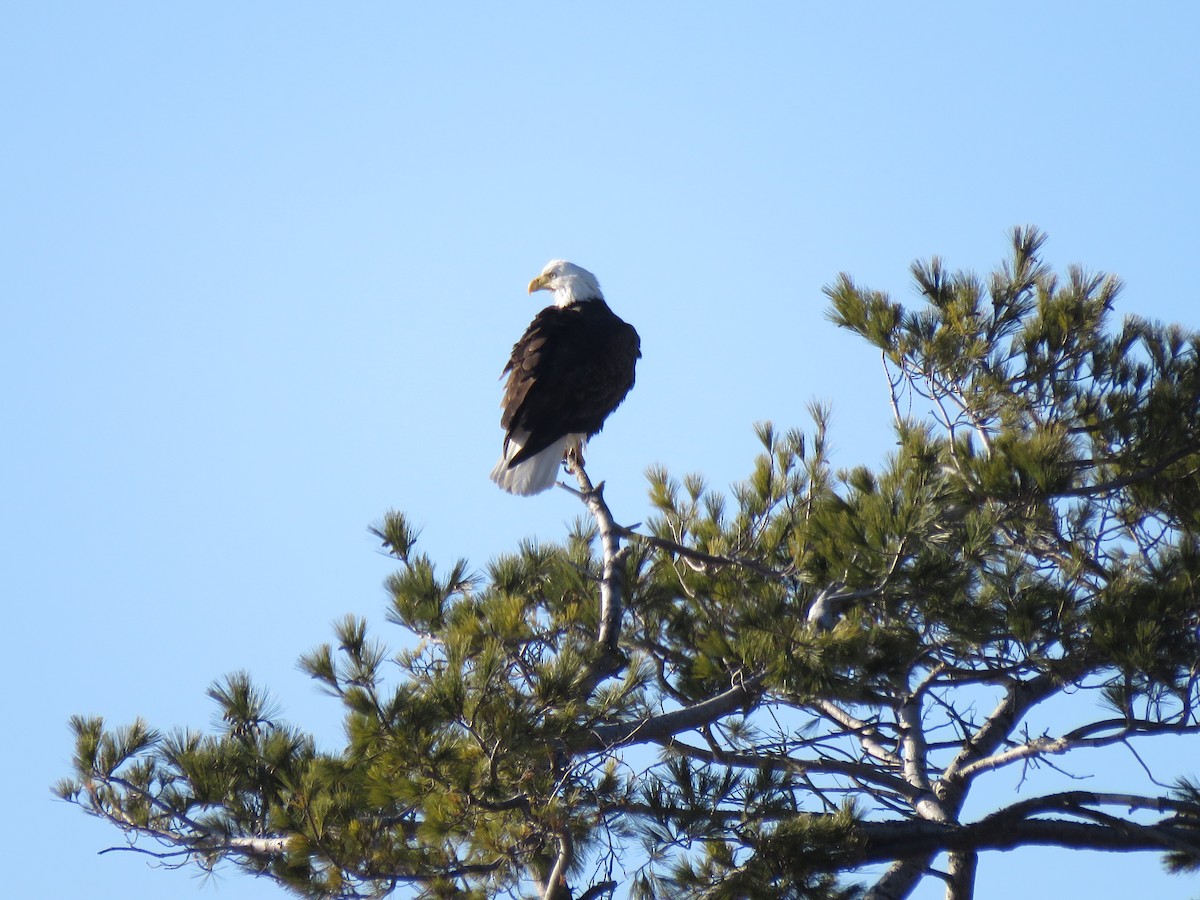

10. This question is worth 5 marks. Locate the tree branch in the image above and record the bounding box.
[980,790,1200,824]
[99,834,293,860]
[616,526,786,581]
[939,673,1061,799]
[1054,444,1199,498]
[562,460,629,690]
[951,718,1200,782]
[812,699,901,766]
[542,829,574,900]
[854,815,1200,864]
[896,693,949,824]
[662,738,924,802]
[576,676,764,752]
[867,673,1064,900]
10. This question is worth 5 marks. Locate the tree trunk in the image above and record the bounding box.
[864,857,931,900]
[945,851,977,900]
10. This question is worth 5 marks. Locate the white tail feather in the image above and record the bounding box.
[490,432,584,496]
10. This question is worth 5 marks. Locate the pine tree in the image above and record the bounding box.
[59,228,1200,899]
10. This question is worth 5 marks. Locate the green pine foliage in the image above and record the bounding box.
[60,229,1200,899]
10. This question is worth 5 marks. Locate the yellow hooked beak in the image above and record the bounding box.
[527,273,551,294]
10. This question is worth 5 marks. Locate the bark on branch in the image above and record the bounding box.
[562,460,629,690]
[615,526,786,581]
[855,815,1200,863]
[576,676,764,753]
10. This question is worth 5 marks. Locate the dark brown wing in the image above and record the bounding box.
[499,300,640,466]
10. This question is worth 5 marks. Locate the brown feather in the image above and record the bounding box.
[499,300,640,468]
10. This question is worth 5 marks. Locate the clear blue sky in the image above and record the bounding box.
[4,4,1198,898]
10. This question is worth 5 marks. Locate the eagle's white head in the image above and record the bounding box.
[528,260,603,307]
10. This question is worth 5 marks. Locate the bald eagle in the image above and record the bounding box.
[490,260,641,496]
